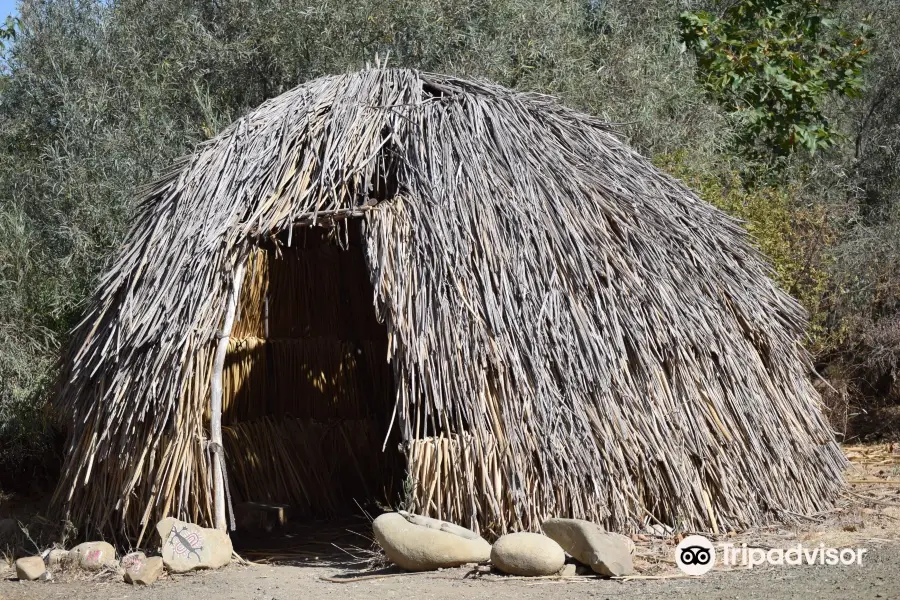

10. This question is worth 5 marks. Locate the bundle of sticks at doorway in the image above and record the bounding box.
[217,335,398,518]
[222,416,397,518]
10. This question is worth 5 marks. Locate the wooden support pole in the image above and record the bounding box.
[210,260,246,531]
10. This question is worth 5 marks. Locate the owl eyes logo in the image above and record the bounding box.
[680,545,712,565]
[676,535,717,575]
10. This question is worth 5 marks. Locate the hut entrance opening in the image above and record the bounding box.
[218,221,402,532]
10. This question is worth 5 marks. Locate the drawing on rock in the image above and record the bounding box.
[85,549,102,564]
[167,526,203,562]
[122,555,144,572]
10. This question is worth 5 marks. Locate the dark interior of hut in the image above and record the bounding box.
[218,221,404,561]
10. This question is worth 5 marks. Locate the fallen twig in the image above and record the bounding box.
[614,574,693,582]
[846,489,900,507]
[489,574,589,582]
[321,571,422,583]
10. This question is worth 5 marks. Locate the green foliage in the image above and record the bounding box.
[0,15,17,80]
[0,15,16,45]
[812,2,900,416]
[679,0,871,160]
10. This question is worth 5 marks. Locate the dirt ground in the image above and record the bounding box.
[3,444,900,600]
[2,546,899,600]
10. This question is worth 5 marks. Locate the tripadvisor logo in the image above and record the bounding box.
[675,535,869,575]
[676,535,716,575]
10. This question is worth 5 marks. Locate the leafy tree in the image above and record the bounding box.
[679,0,871,160]
[0,15,16,78]
[0,15,15,45]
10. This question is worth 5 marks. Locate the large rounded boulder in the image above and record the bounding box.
[491,532,565,576]
[372,512,491,571]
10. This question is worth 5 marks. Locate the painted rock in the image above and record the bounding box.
[490,532,565,576]
[15,556,46,581]
[541,518,634,576]
[121,551,147,573]
[156,517,232,573]
[124,555,164,585]
[372,512,491,571]
[69,541,116,570]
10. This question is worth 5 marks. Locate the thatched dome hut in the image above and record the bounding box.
[51,68,845,544]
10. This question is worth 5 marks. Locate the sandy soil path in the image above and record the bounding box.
[3,541,898,600]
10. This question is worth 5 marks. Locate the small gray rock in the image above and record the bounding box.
[557,563,577,577]
[491,532,565,576]
[121,551,147,572]
[542,518,634,576]
[15,556,46,581]
[45,548,71,568]
[124,556,164,585]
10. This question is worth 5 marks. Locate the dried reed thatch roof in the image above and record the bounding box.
[51,68,845,543]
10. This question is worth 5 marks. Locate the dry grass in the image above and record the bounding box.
[50,67,844,544]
